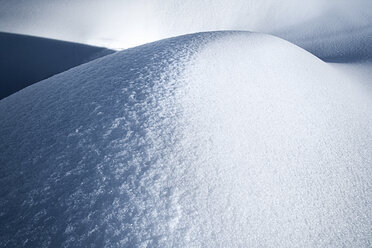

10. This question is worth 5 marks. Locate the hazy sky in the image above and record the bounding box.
[0,0,371,49]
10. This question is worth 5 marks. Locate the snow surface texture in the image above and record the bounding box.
[1,32,372,247]
[0,32,114,100]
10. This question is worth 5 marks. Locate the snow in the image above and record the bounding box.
[276,22,372,63]
[330,62,372,90]
[1,31,371,247]
[0,32,114,100]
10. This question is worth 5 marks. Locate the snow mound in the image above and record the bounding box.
[0,32,371,247]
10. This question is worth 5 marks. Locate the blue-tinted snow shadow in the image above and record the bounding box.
[277,24,372,63]
[0,32,114,100]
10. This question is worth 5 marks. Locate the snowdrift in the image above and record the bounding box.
[0,32,371,247]
[0,32,114,99]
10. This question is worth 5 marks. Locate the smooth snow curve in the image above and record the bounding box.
[0,32,371,247]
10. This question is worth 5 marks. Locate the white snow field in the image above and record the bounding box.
[1,31,371,247]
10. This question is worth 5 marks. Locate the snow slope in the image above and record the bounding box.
[1,32,372,247]
[331,62,372,90]
[0,32,114,99]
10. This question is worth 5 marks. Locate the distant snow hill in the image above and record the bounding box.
[0,31,371,247]
[277,24,372,63]
[0,32,114,99]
